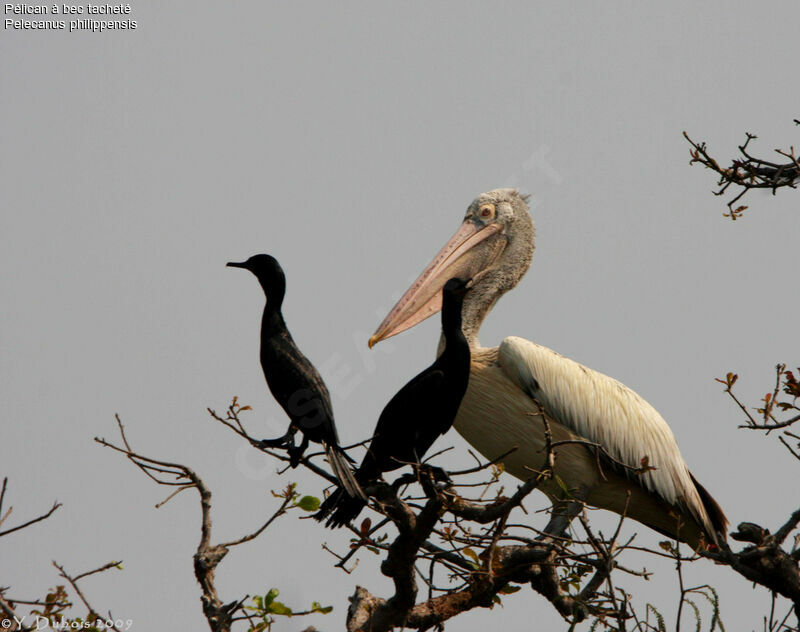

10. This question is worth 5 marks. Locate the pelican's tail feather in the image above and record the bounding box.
[689,471,728,546]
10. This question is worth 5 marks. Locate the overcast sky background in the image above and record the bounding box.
[2,2,799,630]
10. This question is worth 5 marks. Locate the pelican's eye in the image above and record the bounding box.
[478,203,495,220]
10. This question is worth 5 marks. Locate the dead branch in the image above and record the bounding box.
[96,409,331,632]
[684,121,799,219]
[53,561,124,630]
[707,364,800,624]
[0,476,62,539]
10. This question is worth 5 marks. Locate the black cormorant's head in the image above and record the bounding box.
[442,277,471,298]
[227,254,286,307]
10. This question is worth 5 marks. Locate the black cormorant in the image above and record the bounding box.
[315,277,471,528]
[227,254,362,499]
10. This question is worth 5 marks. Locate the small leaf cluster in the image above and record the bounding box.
[349,517,389,554]
[246,588,332,632]
[270,482,321,513]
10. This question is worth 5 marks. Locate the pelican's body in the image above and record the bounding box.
[368,189,727,549]
[459,344,723,547]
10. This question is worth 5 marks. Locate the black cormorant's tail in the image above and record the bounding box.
[314,485,368,529]
[323,442,365,501]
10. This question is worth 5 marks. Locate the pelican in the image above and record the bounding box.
[368,189,727,549]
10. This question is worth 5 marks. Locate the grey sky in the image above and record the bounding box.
[2,2,799,630]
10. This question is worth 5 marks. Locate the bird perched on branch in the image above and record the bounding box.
[315,277,472,529]
[227,254,362,500]
[367,189,728,549]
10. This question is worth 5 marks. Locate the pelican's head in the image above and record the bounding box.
[369,188,534,347]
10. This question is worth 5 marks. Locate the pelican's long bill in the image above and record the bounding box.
[369,218,506,347]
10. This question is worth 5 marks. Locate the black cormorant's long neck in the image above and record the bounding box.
[261,303,287,337]
[259,279,287,336]
[438,294,469,364]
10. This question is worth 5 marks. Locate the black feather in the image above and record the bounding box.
[316,277,471,528]
[228,254,363,499]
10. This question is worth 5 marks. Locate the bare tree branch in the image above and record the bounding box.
[684,121,800,219]
[0,476,62,539]
[96,408,331,632]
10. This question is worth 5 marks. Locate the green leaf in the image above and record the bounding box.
[264,588,279,606]
[646,603,667,632]
[311,601,334,614]
[463,547,481,569]
[267,601,293,616]
[683,598,701,632]
[296,495,321,512]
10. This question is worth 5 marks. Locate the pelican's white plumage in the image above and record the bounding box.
[369,188,727,548]
[497,336,714,538]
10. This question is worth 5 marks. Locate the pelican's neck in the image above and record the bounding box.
[437,212,534,355]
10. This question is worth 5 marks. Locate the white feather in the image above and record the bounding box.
[497,336,709,531]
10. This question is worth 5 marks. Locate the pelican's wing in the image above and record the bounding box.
[497,335,713,534]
